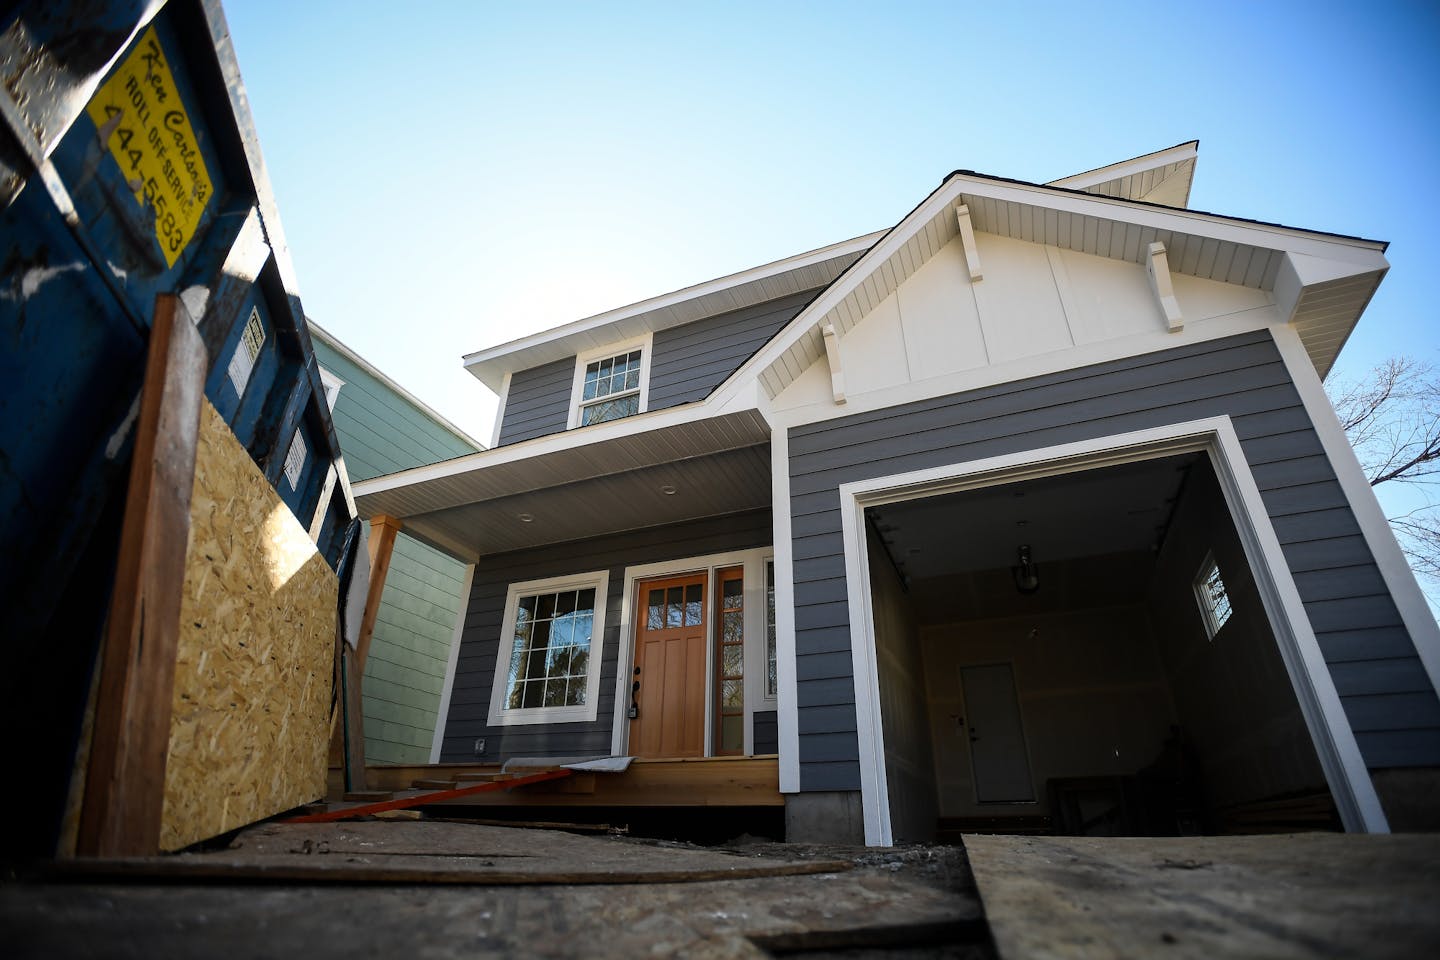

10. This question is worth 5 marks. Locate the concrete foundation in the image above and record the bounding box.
[1372,767,1440,831]
[785,790,866,844]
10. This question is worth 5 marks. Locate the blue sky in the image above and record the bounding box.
[225,0,1438,448]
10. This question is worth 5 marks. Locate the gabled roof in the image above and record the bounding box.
[462,230,883,392]
[712,163,1388,404]
[1048,141,1200,208]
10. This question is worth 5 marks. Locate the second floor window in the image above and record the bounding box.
[580,349,642,425]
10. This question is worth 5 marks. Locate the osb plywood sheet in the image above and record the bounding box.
[161,400,336,851]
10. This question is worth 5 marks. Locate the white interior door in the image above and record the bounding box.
[960,663,1035,803]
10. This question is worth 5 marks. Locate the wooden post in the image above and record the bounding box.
[356,514,402,670]
[76,294,207,857]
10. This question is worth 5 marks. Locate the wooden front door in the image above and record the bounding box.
[630,574,707,758]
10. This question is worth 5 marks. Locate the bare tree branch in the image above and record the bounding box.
[1327,356,1440,586]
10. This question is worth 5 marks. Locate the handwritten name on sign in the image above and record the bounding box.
[85,25,214,268]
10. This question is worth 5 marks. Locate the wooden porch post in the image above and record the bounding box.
[76,294,206,857]
[356,514,402,670]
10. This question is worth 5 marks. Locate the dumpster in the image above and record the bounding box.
[0,0,360,856]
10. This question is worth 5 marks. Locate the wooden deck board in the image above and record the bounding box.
[356,756,783,807]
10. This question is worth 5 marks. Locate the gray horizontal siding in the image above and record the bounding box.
[649,289,817,411]
[497,358,573,446]
[753,710,779,755]
[440,509,772,762]
[787,329,1440,792]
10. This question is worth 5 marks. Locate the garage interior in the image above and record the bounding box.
[864,452,1338,841]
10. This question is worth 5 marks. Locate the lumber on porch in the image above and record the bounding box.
[356,756,784,808]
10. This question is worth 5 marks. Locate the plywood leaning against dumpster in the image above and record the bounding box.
[162,400,338,851]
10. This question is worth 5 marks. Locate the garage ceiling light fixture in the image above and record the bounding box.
[1012,544,1040,594]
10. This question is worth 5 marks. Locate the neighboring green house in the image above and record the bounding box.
[310,321,483,764]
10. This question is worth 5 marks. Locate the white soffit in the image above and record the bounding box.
[1048,141,1200,208]
[462,231,884,392]
[353,408,772,559]
[744,173,1388,400]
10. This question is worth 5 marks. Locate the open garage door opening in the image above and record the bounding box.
[862,451,1339,841]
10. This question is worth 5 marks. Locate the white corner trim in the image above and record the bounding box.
[607,547,773,758]
[318,364,345,411]
[429,563,475,763]
[1147,242,1184,332]
[821,323,846,404]
[772,428,801,794]
[1271,325,1440,700]
[955,204,982,282]
[565,333,654,430]
[835,416,1387,845]
[485,569,611,727]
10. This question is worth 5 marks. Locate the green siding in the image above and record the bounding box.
[313,334,479,764]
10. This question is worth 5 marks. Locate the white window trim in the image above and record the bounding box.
[834,415,1387,845]
[609,547,773,758]
[318,365,345,411]
[566,333,653,430]
[1193,551,1232,640]
[486,569,611,727]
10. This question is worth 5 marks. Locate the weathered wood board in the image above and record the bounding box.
[964,833,1440,960]
[160,400,337,851]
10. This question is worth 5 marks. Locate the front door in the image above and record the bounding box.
[960,663,1035,803]
[629,574,707,758]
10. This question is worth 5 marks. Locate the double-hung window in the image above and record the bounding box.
[487,571,610,725]
[569,337,650,429]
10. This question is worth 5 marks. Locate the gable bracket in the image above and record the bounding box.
[955,204,983,282]
[821,323,846,404]
[1146,241,1184,332]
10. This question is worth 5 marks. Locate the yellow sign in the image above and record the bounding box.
[85,25,214,268]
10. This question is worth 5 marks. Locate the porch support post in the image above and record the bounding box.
[356,514,402,670]
[1146,241,1184,331]
[955,204,983,281]
[822,323,846,405]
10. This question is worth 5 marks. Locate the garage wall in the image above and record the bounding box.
[920,593,1176,820]
[787,330,1440,792]
[1149,458,1327,808]
[867,531,937,841]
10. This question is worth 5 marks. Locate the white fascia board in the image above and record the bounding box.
[351,395,741,502]
[1047,141,1199,191]
[461,231,885,391]
[309,319,487,451]
[961,176,1388,264]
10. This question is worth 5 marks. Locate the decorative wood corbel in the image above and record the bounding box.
[822,323,846,404]
[956,204,983,282]
[1147,241,1183,332]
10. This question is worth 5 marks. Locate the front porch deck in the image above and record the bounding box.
[330,755,783,810]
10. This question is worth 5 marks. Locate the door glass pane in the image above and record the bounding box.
[720,716,743,752]
[684,583,703,626]
[647,588,665,629]
[723,610,743,645]
[722,643,743,676]
[722,679,742,709]
[666,586,683,627]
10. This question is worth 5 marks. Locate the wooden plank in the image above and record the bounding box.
[355,514,403,669]
[287,769,574,823]
[340,644,368,793]
[76,294,207,858]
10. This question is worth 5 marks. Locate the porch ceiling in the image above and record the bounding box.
[354,410,773,561]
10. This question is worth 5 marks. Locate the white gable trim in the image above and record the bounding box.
[708,174,1387,413]
[1048,141,1198,193]
[836,416,1387,845]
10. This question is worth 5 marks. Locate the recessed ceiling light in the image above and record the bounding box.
[660,484,677,495]
[517,513,534,523]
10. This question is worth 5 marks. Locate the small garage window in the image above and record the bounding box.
[1193,552,1233,639]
